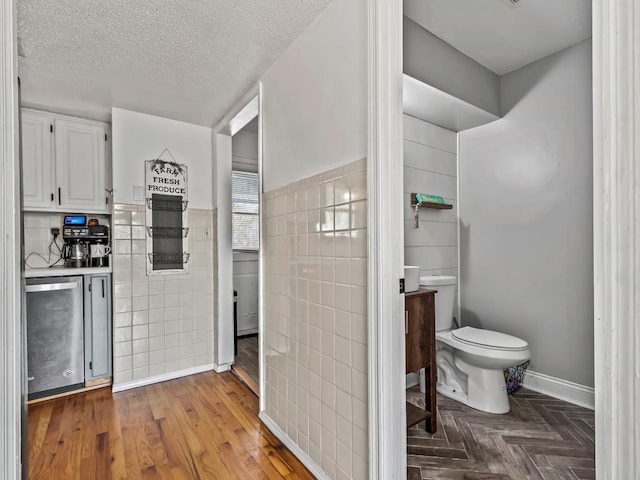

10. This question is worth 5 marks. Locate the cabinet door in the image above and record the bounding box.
[405,294,431,373]
[55,119,107,212]
[84,274,112,381]
[21,111,54,209]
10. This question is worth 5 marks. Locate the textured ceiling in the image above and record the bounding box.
[404,0,592,75]
[17,0,332,126]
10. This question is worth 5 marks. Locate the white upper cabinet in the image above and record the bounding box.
[55,119,107,212]
[21,111,54,209]
[21,109,110,213]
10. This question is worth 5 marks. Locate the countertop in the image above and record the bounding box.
[24,266,112,278]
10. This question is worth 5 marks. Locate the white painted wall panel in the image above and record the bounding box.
[404,114,457,152]
[402,114,458,331]
[403,140,457,176]
[404,167,457,201]
[261,0,367,192]
[458,40,593,387]
[111,108,213,209]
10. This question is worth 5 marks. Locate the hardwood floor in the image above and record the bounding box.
[407,387,595,480]
[233,335,259,393]
[28,371,313,480]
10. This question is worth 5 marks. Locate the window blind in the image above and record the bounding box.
[232,172,259,250]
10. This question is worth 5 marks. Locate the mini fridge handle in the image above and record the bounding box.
[25,281,79,293]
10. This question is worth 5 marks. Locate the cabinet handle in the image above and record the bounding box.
[101,279,105,298]
[50,193,54,202]
[58,187,61,205]
[405,311,409,335]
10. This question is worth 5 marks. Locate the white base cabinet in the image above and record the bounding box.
[21,109,110,213]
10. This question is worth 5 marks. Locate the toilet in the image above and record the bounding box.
[420,275,530,414]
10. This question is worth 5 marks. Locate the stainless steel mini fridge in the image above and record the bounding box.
[25,276,84,399]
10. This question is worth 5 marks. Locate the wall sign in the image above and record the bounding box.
[146,158,188,198]
[145,153,190,275]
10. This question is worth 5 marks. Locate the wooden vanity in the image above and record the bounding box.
[405,288,437,433]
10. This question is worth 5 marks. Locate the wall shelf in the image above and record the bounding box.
[146,226,189,238]
[410,193,453,210]
[146,197,188,211]
[148,252,190,265]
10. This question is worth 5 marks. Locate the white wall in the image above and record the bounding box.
[403,115,458,284]
[458,40,593,387]
[260,0,368,477]
[261,0,366,192]
[111,108,213,209]
[110,108,217,389]
[403,17,501,117]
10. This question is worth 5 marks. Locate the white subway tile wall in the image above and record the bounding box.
[263,158,367,479]
[111,204,217,385]
[403,115,459,307]
[23,212,110,268]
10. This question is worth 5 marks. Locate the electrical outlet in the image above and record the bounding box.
[50,227,60,237]
[204,227,211,239]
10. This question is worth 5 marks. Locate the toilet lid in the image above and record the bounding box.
[452,326,528,351]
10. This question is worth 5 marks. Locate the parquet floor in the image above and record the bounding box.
[28,371,314,480]
[407,387,595,480]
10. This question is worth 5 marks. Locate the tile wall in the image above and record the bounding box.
[23,212,110,269]
[111,204,216,385]
[263,158,368,480]
[403,114,458,309]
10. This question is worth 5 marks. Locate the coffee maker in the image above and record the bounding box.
[62,215,90,268]
[88,224,110,267]
[62,215,110,268]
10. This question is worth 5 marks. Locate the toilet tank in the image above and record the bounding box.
[419,275,456,331]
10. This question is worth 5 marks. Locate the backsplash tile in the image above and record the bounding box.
[263,158,368,479]
[23,211,110,269]
[111,204,216,386]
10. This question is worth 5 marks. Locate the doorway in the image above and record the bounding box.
[230,117,260,394]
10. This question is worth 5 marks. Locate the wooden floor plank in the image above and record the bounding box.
[28,371,311,479]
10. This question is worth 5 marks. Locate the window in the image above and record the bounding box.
[232,171,259,251]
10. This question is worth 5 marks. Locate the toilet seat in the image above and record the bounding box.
[452,326,528,351]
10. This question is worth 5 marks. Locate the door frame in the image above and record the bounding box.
[366,0,639,478]
[366,0,405,478]
[592,1,639,477]
[212,88,261,380]
[0,0,22,477]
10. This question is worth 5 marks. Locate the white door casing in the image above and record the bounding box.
[367,0,405,478]
[0,0,22,477]
[212,88,260,373]
[593,0,640,478]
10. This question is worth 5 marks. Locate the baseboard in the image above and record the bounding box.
[523,370,594,410]
[112,364,214,393]
[259,412,330,480]
[214,362,231,373]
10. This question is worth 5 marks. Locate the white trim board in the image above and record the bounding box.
[367,0,405,478]
[214,362,231,373]
[523,370,595,410]
[111,364,214,393]
[0,0,21,478]
[259,413,330,480]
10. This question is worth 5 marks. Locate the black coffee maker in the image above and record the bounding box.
[88,225,110,267]
[62,215,90,267]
